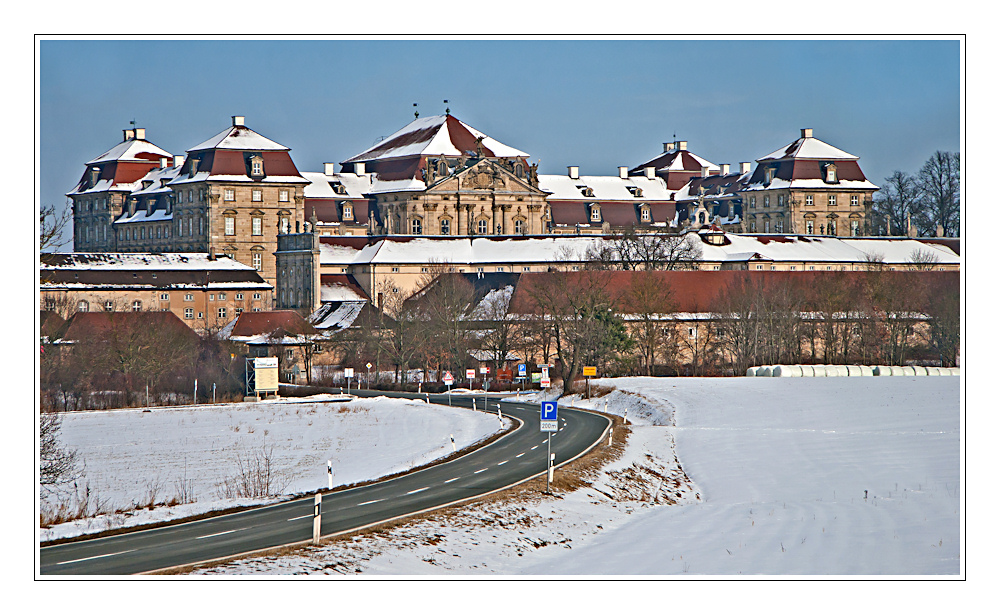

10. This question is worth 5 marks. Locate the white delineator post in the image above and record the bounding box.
[450,434,456,452]
[313,493,322,545]
[327,460,333,490]
[548,452,555,487]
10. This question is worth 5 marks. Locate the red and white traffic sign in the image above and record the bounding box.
[443,371,454,385]
[466,369,476,379]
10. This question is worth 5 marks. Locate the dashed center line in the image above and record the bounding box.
[444,477,461,483]
[531,445,538,450]
[497,460,508,466]
[406,487,429,495]
[57,549,136,565]
[196,528,245,540]
[473,468,488,474]
[516,453,525,458]
[358,499,383,506]
[287,514,311,521]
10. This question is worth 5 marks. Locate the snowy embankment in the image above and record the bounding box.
[39,394,505,542]
[196,377,959,576]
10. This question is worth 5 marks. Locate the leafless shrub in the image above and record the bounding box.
[216,444,288,499]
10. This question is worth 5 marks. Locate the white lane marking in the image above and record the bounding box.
[358,499,383,506]
[287,514,312,521]
[474,468,488,474]
[516,453,525,458]
[196,528,245,540]
[531,445,538,450]
[57,549,136,565]
[444,477,461,483]
[497,460,508,466]
[406,487,429,495]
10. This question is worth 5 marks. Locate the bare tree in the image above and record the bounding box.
[925,278,960,367]
[40,411,80,492]
[40,203,72,252]
[472,284,520,375]
[906,247,941,270]
[587,228,703,271]
[915,151,960,237]
[625,273,676,375]
[872,170,921,236]
[409,272,476,379]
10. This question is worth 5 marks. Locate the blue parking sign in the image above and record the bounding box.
[541,401,558,420]
[517,363,527,377]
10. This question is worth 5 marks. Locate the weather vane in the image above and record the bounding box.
[413,102,419,119]
[444,99,450,115]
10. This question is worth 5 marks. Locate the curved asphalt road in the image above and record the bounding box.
[39,392,610,575]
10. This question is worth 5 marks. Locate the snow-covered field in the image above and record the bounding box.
[195,376,961,577]
[39,394,505,542]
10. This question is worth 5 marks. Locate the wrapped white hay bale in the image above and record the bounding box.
[772,365,798,377]
[824,365,841,377]
[949,367,961,376]
[756,366,773,377]
[912,366,929,376]
[859,365,873,376]
[833,365,849,377]
[873,366,890,376]
[926,367,941,376]
[889,366,905,376]
[746,367,757,377]
[902,366,917,376]
[846,365,862,377]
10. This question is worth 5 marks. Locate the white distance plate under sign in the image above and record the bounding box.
[541,420,558,432]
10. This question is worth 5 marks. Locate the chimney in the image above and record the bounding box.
[159,157,168,169]
[801,128,813,139]
[232,115,245,127]
[619,166,628,179]
[720,163,730,175]
[568,166,579,180]
[677,140,688,151]
[663,142,675,153]
[700,166,710,178]
[123,129,135,141]
[644,167,656,180]
[354,162,366,175]
[135,128,146,140]
[740,162,752,174]
[174,155,185,167]
[324,162,336,176]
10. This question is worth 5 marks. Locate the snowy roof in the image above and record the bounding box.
[758,134,858,162]
[539,174,674,201]
[114,208,172,224]
[343,114,528,164]
[131,165,183,196]
[302,172,373,199]
[319,236,608,267]
[309,301,367,331]
[188,124,290,152]
[40,252,262,271]
[698,235,962,265]
[87,138,173,165]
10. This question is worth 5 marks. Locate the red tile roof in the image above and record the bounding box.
[227,310,317,337]
[55,311,199,343]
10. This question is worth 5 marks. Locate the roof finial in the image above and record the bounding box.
[444,99,450,115]
[413,102,419,119]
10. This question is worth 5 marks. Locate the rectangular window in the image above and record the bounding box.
[218,307,227,319]
[160,293,169,301]
[391,267,400,273]
[235,293,244,300]
[252,159,263,176]
[806,194,813,206]
[184,307,194,319]
[497,267,505,272]
[279,190,289,202]
[641,209,650,221]
[252,252,262,271]
[252,189,262,202]
[252,217,262,236]
[218,292,226,300]
[253,293,261,300]
[764,220,770,233]
[225,217,235,235]
[590,207,601,222]
[235,307,243,316]
[851,219,860,236]
[132,300,142,312]
[343,205,353,220]
[522,266,531,272]
[440,219,450,235]
[764,196,770,208]
[209,294,215,301]
[851,194,859,206]
[224,189,235,202]
[806,220,814,234]
[104,301,113,311]
[185,293,193,301]
[750,196,756,209]
[828,195,836,207]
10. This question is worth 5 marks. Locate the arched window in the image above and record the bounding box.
[76,300,89,312]
[514,219,524,234]
[440,218,451,235]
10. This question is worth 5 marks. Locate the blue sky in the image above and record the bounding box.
[39,38,960,248]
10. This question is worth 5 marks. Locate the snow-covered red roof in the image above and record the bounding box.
[40,252,264,271]
[757,131,858,162]
[342,114,529,164]
[188,124,290,152]
[302,172,372,199]
[86,138,173,165]
[539,174,674,202]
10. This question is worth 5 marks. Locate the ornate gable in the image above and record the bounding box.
[428,159,543,196]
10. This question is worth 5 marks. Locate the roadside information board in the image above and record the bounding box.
[540,401,558,431]
[254,357,279,393]
[582,366,597,377]
[344,367,354,378]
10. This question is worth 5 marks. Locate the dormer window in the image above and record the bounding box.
[89,167,100,188]
[333,183,348,195]
[189,158,199,177]
[640,206,651,222]
[513,162,524,179]
[579,186,594,198]
[342,202,353,221]
[250,155,264,178]
[437,160,448,176]
[765,167,776,184]
[589,204,601,222]
[824,163,838,183]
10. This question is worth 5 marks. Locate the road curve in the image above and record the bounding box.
[39,392,610,575]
